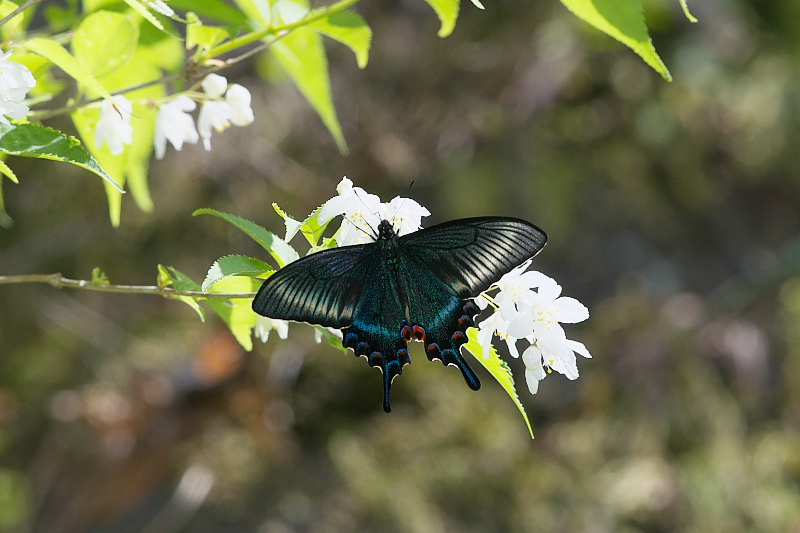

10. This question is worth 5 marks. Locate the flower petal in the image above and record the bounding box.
[552,296,589,323]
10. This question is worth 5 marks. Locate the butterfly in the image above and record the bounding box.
[252,217,547,412]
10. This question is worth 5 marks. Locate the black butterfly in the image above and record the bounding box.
[252,217,547,412]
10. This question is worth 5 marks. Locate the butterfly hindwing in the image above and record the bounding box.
[341,256,410,412]
[400,254,482,390]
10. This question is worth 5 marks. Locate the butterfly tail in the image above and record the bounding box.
[422,299,482,391]
[343,328,411,412]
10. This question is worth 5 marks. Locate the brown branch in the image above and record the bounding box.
[0,273,256,299]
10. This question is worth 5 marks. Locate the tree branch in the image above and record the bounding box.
[0,273,256,299]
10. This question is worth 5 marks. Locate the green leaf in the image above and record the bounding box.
[463,328,534,439]
[193,208,300,267]
[421,0,460,38]
[309,10,372,69]
[202,255,274,292]
[0,158,18,184]
[171,0,249,25]
[205,276,262,351]
[680,0,698,23]
[315,325,347,353]
[122,0,166,32]
[272,27,347,153]
[21,37,115,101]
[0,123,123,192]
[0,176,11,229]
[299,204,332,249]
[90,267,110,285]
[271,202,332,248]
[0,0,26,39]
[187,12,229,52]
[272,202,303,242]
[559,0,672,81]
[72,10,139,79]
[157,265,206,321]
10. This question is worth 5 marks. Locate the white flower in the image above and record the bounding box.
[381,196,431,236]
[0,51,35,125]
[521,345,546,394]
[477,269,591,394]
[94,95,133,155]
[147,0,174,16]
[477,311,518,359]
[319,177,384,245]
[201,73,227,98]
[226,84,254,126]
[319,177,431,246]
[506,276,589,344]
[197,75,254,150]
[198,100,232,150]
[255,316,289,343]
[154,96,198,159]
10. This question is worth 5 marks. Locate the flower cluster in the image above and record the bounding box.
[0,51,36,125]
[476,260,591,394]
[154,73,254,159]
[259,177,591,397]
[319,177,431,245]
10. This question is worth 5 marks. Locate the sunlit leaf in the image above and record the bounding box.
[272,27,347,153]
[157,264,206,321]
[309,10,372,69]
[72,10,139,79]
[299,204,333,249]
[463,328,534,439]
[206,276,262,351]
[272,202,304,242]
[0,158,18,184]
[187,12,229,52]
[193,208,300,267]
[171,0,249,25]
[202,255,274,292]
[0,0,26,39]
[122,0,166,32]
[421,0,459,38]
[559,0,672,81]
[680,0,698,23]
[0,123,123,192]
[90,267,110,285]
[0,177,10,228]
[21,37,115,100]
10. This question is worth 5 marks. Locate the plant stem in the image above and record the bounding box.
[0,0,42,28]
[0,273,256,299]
[207,0,362,58]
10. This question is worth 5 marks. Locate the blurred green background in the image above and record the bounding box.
[2,0,800,531]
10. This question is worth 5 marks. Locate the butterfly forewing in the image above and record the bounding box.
[251,244,373,328]
[399,217,547,298]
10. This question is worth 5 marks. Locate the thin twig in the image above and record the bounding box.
[0,273,256,299]
[0,0,42,28]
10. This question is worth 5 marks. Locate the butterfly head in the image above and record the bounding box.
[377,219,399,241]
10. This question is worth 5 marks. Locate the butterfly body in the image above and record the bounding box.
[253,217,547,412]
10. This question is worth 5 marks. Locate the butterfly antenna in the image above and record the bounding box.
[351,187,379,240]
[390,180,415,233]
